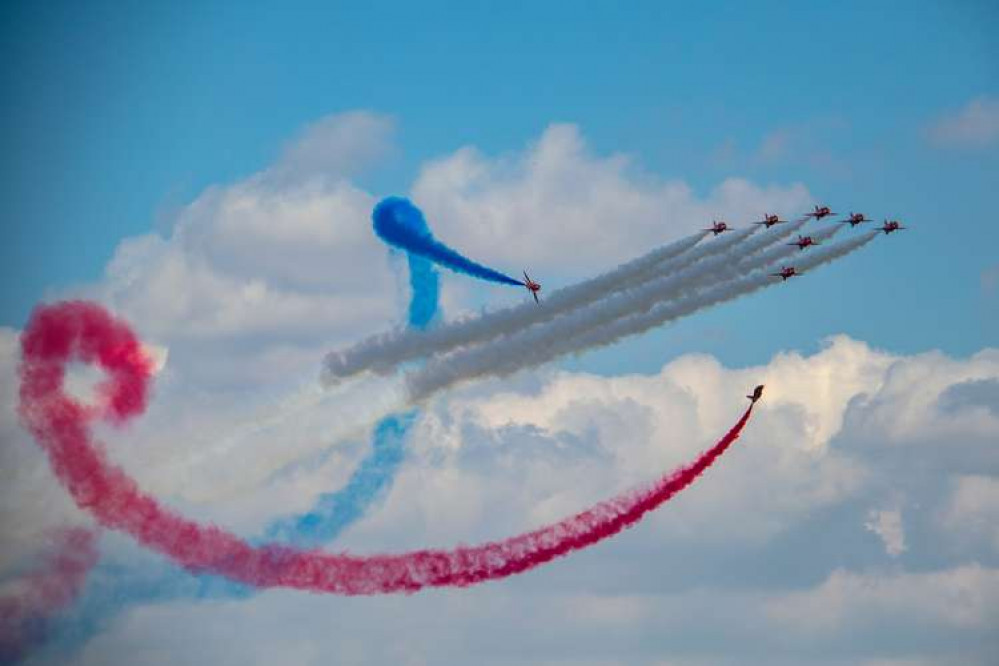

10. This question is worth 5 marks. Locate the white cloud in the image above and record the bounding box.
[766,564,999,634]
[411,123,812,278]
[937,475,999,554]
[7,332,999,665]
[927,97,999,149]
[865,507,907,557]
[270,111,396,184]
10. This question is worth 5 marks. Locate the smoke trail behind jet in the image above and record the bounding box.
[47,241,443,657]
[406,232,877,399]
[323,226,773,382]
[18,301,755,595]
[373,197,522,287]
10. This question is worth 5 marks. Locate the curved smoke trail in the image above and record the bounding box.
[19,301,753,595]
[373,197,523,287]
[44,243,442,657]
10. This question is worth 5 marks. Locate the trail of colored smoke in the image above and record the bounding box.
[373,197,523,287]
[19,301,753,595]
[43,256,439,658]
[0,529,97,662]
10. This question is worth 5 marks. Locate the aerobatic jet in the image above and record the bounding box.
[877,219,906,234]
[788,235,820,250]
[704,220,730,235]
[522,271,542,304]
[753,213,788,228]
[844,212,872,227]
[805,205,835,220]
[770,266,800,281]
[747,385,765,404]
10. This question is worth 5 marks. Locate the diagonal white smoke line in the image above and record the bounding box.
[322,227,760,381]
[402,221,814,381]
[709,222,845,283]
[148,375,409,503]
[406,232,878,400]
[667,218,813,292]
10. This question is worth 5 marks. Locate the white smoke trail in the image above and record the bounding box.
[323,227,772,381]
[406,232,878,399]
[398,220,819,391]
[148,375,409,503]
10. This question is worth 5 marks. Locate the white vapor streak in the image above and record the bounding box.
[151,375,408,503]
[323,227,764,381]
[406,232,878,399]
[400,223,817,397]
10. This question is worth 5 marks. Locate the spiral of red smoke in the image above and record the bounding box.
[18,301,754,595]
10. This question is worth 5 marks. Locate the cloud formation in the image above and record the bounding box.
[927,97,999,149]
[2,114,996,664]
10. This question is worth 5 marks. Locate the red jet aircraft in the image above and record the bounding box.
[805,205,835,220]
[770,266,800,281]
[746,385,765,404]
[753,213,788,228]
[844,212,872,227]
[877,219,906,235]
[704,220,730,235]
[522,271,542,304]
[788,235,820,250]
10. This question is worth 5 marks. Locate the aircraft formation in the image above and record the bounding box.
[520,205,904,303]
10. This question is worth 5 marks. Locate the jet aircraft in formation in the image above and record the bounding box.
[805,205,835,220]
[770,266,800,281]
[753,213,787,228]
[524,206,904,304]
[788,235,820,251]
[877,219,906,234]
[844,212,872,227]
[704,220,730,235]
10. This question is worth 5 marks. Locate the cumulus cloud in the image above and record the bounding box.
[766,564,999,635]
[411,123,812,277]
[927,97,999,149]
[7,330,999,665]
[937,475,999,554]
[3,113,998,665]
[865,507,907,557]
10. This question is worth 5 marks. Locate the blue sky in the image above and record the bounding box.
[3,0,996,368]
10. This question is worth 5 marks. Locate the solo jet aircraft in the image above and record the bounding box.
[747,385,765,404]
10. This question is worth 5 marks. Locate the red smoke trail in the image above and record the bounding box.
[19,301,754,595]
[0,528,98,661]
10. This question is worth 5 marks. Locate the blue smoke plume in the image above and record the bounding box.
[39,216,441,661]
[373,196,523,287]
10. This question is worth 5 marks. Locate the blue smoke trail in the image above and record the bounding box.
[373,196,523,287]
[39,220,441,661]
